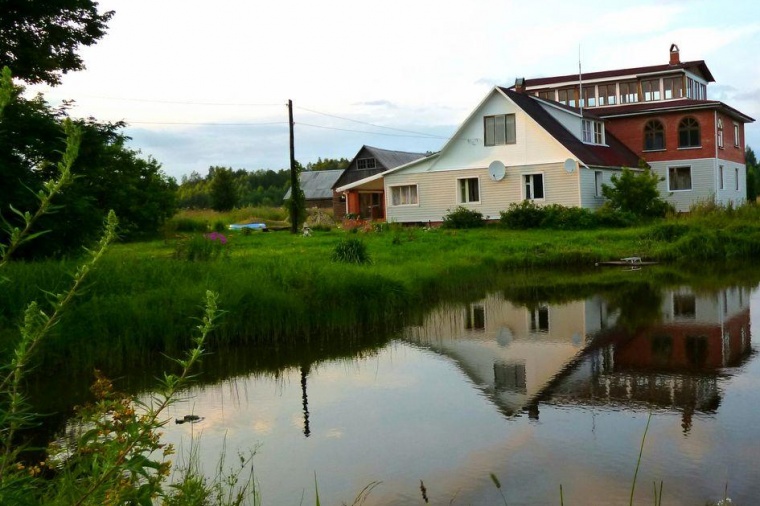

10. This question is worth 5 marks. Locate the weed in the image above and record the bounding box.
[442,206,484,229]
[331,238,370,264]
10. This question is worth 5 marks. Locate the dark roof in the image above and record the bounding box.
[283,169,344,200]
[362,145,427,169]
[593,99,755,123]
[499,88,641,168]
[521,60,715,88]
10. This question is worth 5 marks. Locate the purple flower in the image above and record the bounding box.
[205,232,227,244]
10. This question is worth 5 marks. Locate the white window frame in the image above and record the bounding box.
[595,170,604,198]
[668,166,692,192]
[523,172,545,201]
[734,122,740,147]
[357,157,376,170]
[717,118,724,149]
[389,184,419,207]
[582,120,593,143]
[735,167,740,192]
[528,304,550,333]
[457,176,481,204]
[719,165,724,190]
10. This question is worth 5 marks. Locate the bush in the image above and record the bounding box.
[442,206,484,229]
[499,201,545,229]
[331,238,370,264]
[540,204,597,230]
[601,165,673,218]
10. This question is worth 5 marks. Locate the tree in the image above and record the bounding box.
[306,157,349,171]
[0,74,177,257]
[601,163,672,218]
[747,146,758,202]
[0,1,114,85]
[209,166,238,211]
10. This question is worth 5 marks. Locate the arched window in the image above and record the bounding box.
[678,117,700,148]
[644,120,665,150]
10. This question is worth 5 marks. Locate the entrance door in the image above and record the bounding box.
[359,192,384,220]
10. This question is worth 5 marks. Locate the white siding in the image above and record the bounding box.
[385,163,582,223]
[715,160,747,207]
[579,168,621,209]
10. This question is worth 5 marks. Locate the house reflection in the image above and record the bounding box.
[403,286,752,423]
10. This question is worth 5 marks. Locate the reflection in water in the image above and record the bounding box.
[300,364,311,437]
[404,286,753,423]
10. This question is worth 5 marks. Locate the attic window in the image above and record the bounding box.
[357,157,376,170]
[582,119,604,145]
[484,114,516,146]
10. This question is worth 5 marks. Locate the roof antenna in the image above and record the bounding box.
[578,44,583,117]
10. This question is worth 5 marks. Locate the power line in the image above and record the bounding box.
[73,95,284,107]
[296,122,448,139]
[296,105,445,138]
[126,120,288,126]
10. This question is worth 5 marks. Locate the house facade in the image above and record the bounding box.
[331,145,426,220]
[337,45,754,221]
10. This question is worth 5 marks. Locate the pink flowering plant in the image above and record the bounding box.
[174,232,230,261]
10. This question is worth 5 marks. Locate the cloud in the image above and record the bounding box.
[353,100,398,108]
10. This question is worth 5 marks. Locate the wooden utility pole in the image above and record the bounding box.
[288,99,298,234]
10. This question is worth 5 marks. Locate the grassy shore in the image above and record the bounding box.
[3,208,760,380]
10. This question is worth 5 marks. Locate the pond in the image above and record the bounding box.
[141,279,760,505]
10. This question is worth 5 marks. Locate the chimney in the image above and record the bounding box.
[669,43,680,65]
[514,77,525,93]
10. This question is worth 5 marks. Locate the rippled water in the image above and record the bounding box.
[155,284,760,505]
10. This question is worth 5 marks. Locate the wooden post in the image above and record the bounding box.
[288,99,297,234]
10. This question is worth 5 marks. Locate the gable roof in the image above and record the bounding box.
[283,169,344,200]
[361,145,428,169]
[520,60,715,88]
[498,88,641,168]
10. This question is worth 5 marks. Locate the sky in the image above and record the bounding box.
[24,0,760,181]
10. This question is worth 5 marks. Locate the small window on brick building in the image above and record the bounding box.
[678,117,700,148]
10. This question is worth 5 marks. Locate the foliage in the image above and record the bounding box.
[285,162,307,233]
[306,157,350,171]
[0,73,177,257]
[178,168,290,209]
[174,233,229,261]
[331,238,370,264]
[746,146,758,202]
[499,201,634,230]
[0,1,114,85]
[601,165,672,218]
[441,206,484,229]
[209,167,239,212]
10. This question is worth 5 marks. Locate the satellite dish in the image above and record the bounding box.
[564,158,577,173]
[488,160,506,181]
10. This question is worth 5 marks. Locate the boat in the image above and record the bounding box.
[228,223,267,231]
[595,256,658,267]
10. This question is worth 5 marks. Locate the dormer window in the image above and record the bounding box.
[582,119,604,145]
[357,157,376,169]
[484,114,516,146]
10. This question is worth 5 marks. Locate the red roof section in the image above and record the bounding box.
[522,60,715,87]
[593,99,755,123]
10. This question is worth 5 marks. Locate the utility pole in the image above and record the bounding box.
[288,99,298,234]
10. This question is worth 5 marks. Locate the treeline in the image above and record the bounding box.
[177,157,350,211]
[747,146,759,201]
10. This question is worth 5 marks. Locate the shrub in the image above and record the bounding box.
[442,206,484,229]
[174,232,229,261]
[331,238,370,264]
[601,165,673,218]
[540,204,597,230]
[499,201,544,229]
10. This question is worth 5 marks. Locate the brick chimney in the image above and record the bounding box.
[514,77,525,93]
[669,43,680,65]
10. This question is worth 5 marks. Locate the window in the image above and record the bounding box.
[717,118,724,149]
[582,120,593,143]
[687,78,706,100]
[390,185,418,206]
[582,120,604,144]
[558,87,577,107]
[663,76,684,99]
[734,123,740,147]
[594,122,604,144]
[484,114,516,146]
[644,120,665,150]
[673,294,696,318]
[357,157,376,170]
[642,79,661,101]
[466,304,485,331]
[537,90,554,101]
[581,86,596,107]
[678,117,700,148]
[719,165,724,190]
[619,81,638,104]
[598,83,616,106]
[668,166,692,191]
[530,305,549,332]
[736,167,740,191]
[458,177,480,203]
[595,171,603,197]
[524,173,544,200]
